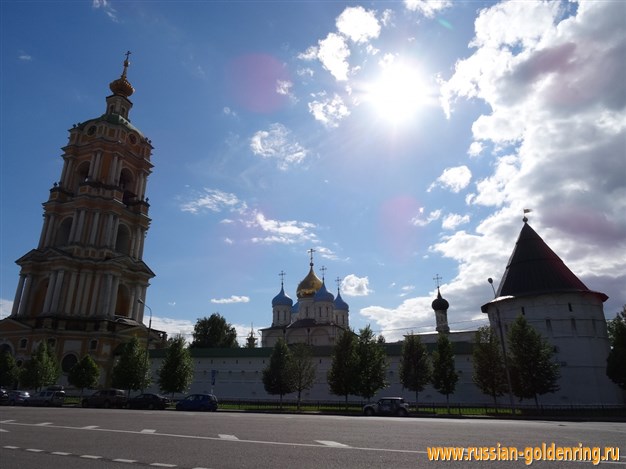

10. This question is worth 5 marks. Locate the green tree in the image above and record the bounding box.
[158,335,194,398]
[20,341,61,391]
[262,339,295,409]
[355,325,388,401]
[507,315,560,406]
[432,333,458,412]
[0,350,20,389]
[289,343,317,410]
[68,355,100,396]
[191,313,239,348]
[472,326,508,407]
[327,329,359,408]
[111,336,151,394]
[606,306,626,390]
[399,334,431,408]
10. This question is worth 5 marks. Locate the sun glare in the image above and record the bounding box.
[366,61,428,125]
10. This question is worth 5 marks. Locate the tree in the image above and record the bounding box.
[606,306,626,390]
[327,329,359,408]
[191,313,239,348]
[472,326,508,407]
[507,315,560,407]
[289,343,317,410]
[0,350,20,389]
[262,339,295,409]
[431,333,458,412]
[399,334,431,408]
[354,325,388,401]
[68,355,100,396]
[20,341,61,391]
[111,336,151,394]
[158,335,194,398]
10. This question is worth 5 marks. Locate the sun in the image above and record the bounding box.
[365,60,428,125]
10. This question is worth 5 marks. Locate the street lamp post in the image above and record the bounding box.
[137,298,152,350]
[488,278,516,415]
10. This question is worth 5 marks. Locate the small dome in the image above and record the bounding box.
[314,281,334,302]
[297,265,323,298]
[431,288,449,311]
[334,290,349,311]
[272,286,293,307]
[109,55,135,98]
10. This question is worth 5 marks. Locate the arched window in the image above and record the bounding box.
[55,217,73,247]
[61,353,78,373]
[115,224,131,255]
[74,161,90,193]
[114,284,130,317]
[119,168,135,204]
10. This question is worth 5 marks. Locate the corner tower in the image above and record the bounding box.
[1,53,158,385]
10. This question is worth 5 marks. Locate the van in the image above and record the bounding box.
[81,388,127,408]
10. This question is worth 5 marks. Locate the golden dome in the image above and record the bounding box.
[109,53,135,98]
[296,265,323,298]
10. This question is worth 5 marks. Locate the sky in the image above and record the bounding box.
[1,0,625,345]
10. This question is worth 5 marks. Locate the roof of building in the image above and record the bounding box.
[313,281,334,302]
[483,220,607,310]
[272,285,293,307]
[333,290,349,311]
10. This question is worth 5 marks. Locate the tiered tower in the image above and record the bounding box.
[0,54,161,385]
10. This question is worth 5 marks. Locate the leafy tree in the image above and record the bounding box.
[472,326,508,407]
[262,339,295,409]
[606,306,626,390]
[68,355,100,396]
[158,335,194,398]
[432,333,458,412]
[327,329,359,408]
[0,350,20,389]
[399,334,431,408]
[355,325,388,401]
[111,336,151,394]
[507,315,560,406]
[20,341,61,391]
[191,313,239,348]
[289,343,317,410]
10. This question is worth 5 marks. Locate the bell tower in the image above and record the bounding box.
[1,53,159,385]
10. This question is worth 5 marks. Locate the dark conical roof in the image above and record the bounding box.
[495,221,607,300]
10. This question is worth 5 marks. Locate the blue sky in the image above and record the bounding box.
[1,1,625,344]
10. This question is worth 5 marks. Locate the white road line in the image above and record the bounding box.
[26,448,44,452]
[35,422,53,426]
[113,458,138,463]
[218,434,239,440]
[0,428,8,432]
[80,455,103,459]
[141,429,157,433]
[81,425,99,429]
[0,420,15,423]
[3,446,19,450]
[150,464,177,467]
[51,451,72,456]
[316,440,351,448]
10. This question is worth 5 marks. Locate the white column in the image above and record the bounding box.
[89,274,101,317]
[88,211,100,245]
[79,273,93,316]
[11,275,26,316]
[42,272,57,313]
[64,271,78,315]
[17,275,33,317]
[43,213,57,247]
[109,276,120,317]
[50,270,65,313]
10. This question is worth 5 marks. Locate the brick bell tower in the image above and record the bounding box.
[0,53,162,385]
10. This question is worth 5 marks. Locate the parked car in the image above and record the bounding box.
[175,393,218,412]
[25,390,66,407]
[81,389,127,408]
[0,388,8,405]
[127,393,170,410]
[363,397,410,417]
[6,390,30,406]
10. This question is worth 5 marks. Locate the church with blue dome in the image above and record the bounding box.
[261,250,350,347]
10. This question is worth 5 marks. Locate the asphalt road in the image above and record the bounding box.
[1,406,624,468]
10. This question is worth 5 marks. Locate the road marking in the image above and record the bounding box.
[0,428,8,432]
[81,455,103,459]
[26,448,44,452]
[81,425,99,429]
[4,446,19,449]
[316,440,350,448]
[0,420,15,423]
[141,429,157,433]
[219,434,239,440]
[35,422,53,426]
[51,451,72,456]
[150,464,177,467]
[113,458,138,463]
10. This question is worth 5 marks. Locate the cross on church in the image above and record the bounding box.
[308,248,316,265]
[335,276,342,289]
[320,265,327,281]
[279,270,286,286]
[125,50,132,61]
[433,274,443,288]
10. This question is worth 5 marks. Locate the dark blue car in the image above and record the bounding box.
[175,393,218,412]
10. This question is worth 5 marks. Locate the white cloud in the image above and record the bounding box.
[404,0,452,18]
[411,208,441,227]
[341,274,372,296]
[18,54,32,61]
[468,141,484,157]
[308,93,350,128]
[317,33,351,81]
[428,165,472,193]
[92,0,117,22]
[442,213,470,230]
[336,6,381,44]
[180,188,246,214]
[210,296,250,304]
[0,298,12,319]
[248,210,318,245]
[276,80,296,102]
[250,123,308,170]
